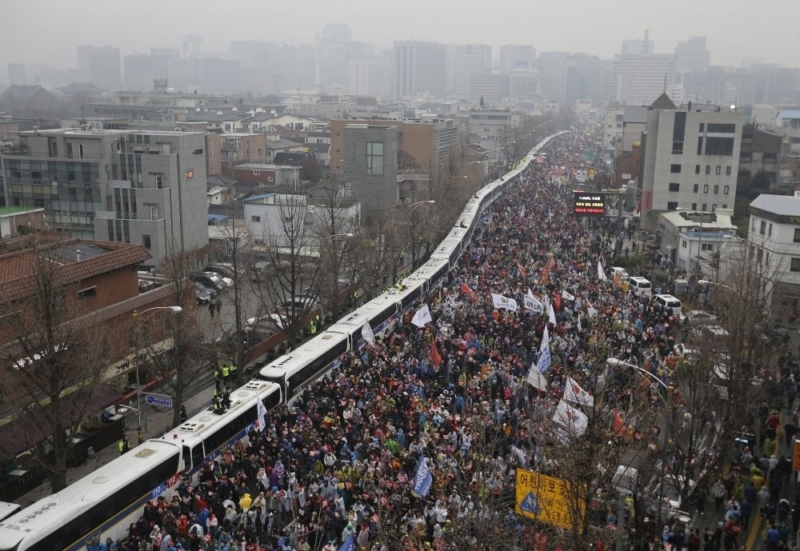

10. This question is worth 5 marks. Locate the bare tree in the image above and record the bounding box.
[251,194,323,348]
[0,238,111,492]
[141,245,212,428]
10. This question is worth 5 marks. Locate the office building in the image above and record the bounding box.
[611,52,674,106]
[639,99,744,229]
[330,118,458,175]
[393,41,447,99]
[469,74,510,104]
[342,124,398,220]
[78,46,122,93]
[348,61,390,100]
[499,45,536,74]
[674,37,710,73]
[449,44,492,99]
[0,129,208,266]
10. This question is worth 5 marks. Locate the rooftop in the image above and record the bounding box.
[750,194,800,216]
[778,110,800,120]
[0,206,43,217]
[0,237,151,302]
[659,210,736,231]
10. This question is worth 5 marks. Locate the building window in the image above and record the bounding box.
[366,142,384,176]
[77,287,97,300]
[667,201,678,210]
[251,215,261,223]
[701,243,714,252]
[794,228,800,243]
[253,171,260,176]
[703,184,709,193]
[186,170,194,179]
[702,203,707,211]
[66,143,73,158]
[752,218,757,231]
[155,174,163,189]
[722,204,727,208]
[712,204,717,211]
[726,166,732,176]
[695,165,701,174]
[668,183,680,192]
[760,220,766,235]
[768,223,772,237]
[715,166,721,175]
[691,203,697,210]
[143,235,151,249]
[791,258,800,273]
[693,184,699,193]
[682,240,687,248]
[670,164,682,173]
[724,185,729,194]
[78,143,84,159]
[705,165,711,175]
[713,185,719,194]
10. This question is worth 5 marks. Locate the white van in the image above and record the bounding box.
[610,267,630,281]
[628,277,652,296]
[655,294,682,319]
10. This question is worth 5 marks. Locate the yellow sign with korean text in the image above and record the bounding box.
[515,468,583,530]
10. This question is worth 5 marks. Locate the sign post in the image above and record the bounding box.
[144,393,173,408]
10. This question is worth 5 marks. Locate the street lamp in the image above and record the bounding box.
[131,306,182,443]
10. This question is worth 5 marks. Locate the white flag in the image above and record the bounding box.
[561,289,576,302]
[411,305,433,328]
[577,314,582,332]
[491,293,518,312]
[553,400,588,437]
[524,289,544,313]
[587,300,598,318]
[564,377,595,408]
[361,322,375,346]
[527,362,548,391]
[256,398,267,432]
[547,301,557,326]
[597,261,607,282]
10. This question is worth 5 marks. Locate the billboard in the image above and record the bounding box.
[515,468,583,530]
[573,192,607,216]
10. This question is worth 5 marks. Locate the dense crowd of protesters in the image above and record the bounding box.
[93,133,793,551]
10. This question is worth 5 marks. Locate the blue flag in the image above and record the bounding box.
[338,534,355,551]
[537,327,552,374]
[411,455,433,498]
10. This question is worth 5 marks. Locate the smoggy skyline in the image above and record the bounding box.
[2,0,799,71]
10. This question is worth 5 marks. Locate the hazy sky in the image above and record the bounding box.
[2,0,799,69]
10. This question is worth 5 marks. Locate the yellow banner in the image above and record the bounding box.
[515,468,583,530]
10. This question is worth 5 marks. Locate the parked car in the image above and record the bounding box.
[268,297,319,328]
[196,288,213,305]
[194,281,218,298]
[206,265,235,279]
[203,271,233,289]
[683,310,718,327]
[191,273,225,292]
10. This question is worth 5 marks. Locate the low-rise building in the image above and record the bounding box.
[657,209,737,272]
[0,206,44,238]
[233,164,301,188]
[748,193,800,317]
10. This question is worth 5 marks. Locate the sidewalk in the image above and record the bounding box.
[13,370,215,507]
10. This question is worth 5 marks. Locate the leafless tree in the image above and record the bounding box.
[141,245,212,428]
[0,237,111,492]
[251,194,323,348]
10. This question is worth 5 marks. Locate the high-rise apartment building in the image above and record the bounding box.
[639,102,744,228]
[78,46,122,92]
[674,37,711,73]
[393,41,447,99]
[0,129,208,266]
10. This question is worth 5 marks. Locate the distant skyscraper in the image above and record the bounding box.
[393,41,447,99]
[611,34,674,106]
[78,45,122,92]
[7,63,26,85]
[124,48,177,92]
[499,45,536,74]
[182,35,202,58]
[317,23,364,89]
[348,60,390,99]
[449,44,492,99]
[621,30,654,55]
[674,37,711,72]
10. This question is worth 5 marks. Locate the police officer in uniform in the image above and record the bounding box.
[222,385,232,409]
[228,362,237,382]
[214,367,222,391]
[220,363,230,383]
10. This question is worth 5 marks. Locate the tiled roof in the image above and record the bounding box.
[0,239,151,302]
